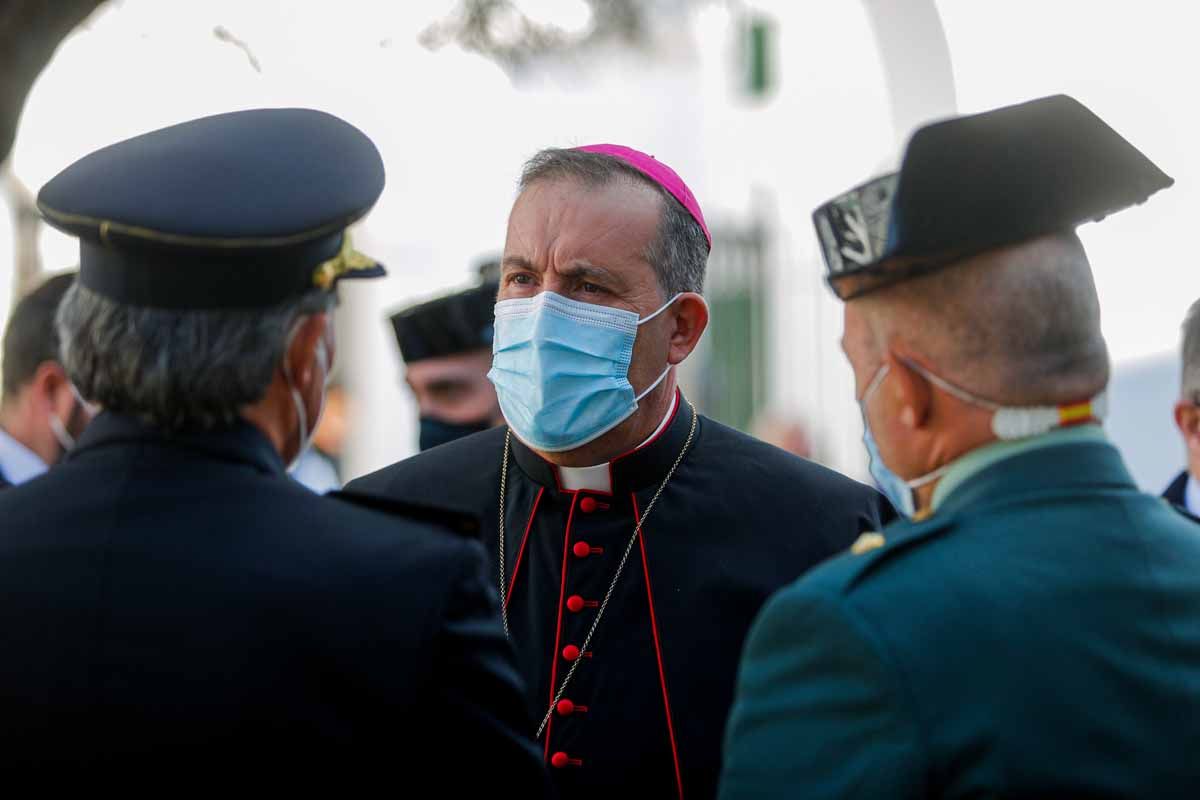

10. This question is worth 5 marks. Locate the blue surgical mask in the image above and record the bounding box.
[488,291,679,452]
[860,365,916,517]
[860,361,1105,519]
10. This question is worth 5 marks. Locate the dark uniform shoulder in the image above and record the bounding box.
[344,425,507,512]
[796,513,958,599]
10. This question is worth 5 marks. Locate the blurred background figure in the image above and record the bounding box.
[749,409,817,461]
[389,277,503,451]
[0,271,90,488]
[1164,298,1200,512]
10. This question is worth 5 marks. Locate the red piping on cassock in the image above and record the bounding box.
[506,486,545,609]
[634,493,684,800]
[543,492,580,758]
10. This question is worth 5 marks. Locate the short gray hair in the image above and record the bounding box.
[1181,298,1200,400]
[57,283,334,432]
[518,148,708,296]
[859,232,1110,406]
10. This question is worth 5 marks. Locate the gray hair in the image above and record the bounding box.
[56,283,334,432]
[518,148,708,296]
[1181,298,1200,400]
[859,232,1110,406]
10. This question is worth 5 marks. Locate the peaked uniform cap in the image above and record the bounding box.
[38,108,387,309]
[814,94,1174,300]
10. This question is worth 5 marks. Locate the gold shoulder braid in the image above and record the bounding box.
[498,401,699,739]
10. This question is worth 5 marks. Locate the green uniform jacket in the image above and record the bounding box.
[720,433,1200,799]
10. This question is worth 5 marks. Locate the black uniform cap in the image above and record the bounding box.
[37,108,386,310]
[390,283,498,364]
[814,95,1174,300]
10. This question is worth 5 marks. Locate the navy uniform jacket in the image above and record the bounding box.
[721,434,1200,799]
[1163,470,1187,507]
[347,394,890,799]
[0,413,550,791]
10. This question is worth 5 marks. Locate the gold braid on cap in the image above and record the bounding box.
[312,232,376,290]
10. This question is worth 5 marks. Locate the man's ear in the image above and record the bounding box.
[283,313,330,389]
[1175,401,1200,452]
[667,292,709,365]
[32,361,76,421]
[885,351,933,431]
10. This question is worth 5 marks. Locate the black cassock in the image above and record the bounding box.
[348,392,891,799]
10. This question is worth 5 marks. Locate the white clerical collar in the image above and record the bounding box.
[0,425,48,486]
[556,391,679,494]
[1186,473,1200,518]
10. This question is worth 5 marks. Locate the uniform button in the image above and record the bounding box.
[573,541,592,558]
[579,496,598,513]
[566,595,585,613]
[562,644,581,661]
[557,699,576,716]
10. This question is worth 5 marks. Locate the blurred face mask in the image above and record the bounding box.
[487,291,679,452]
[418,416,492,451]
[283,323,332,471]
[47,383,99,459]
[860,362,1107,518]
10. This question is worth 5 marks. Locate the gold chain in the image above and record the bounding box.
[497,402,698,739]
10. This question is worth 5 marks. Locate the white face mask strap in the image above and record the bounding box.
[906,462,951,490]
[282,318,331,467]
[636,293,684,326]
[902,359,1000,411]
[635,364,673,403]
[48,414,75,452]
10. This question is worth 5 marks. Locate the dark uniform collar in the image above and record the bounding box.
[71,411,286,476]
[936,436,1136,520]
[510,390,696,495]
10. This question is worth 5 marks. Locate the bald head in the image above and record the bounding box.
[855,232,1109,406]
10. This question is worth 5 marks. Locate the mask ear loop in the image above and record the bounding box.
[633,293,693,401]
[48,414,76,452]
[282,319,331,470]
[636,293,684,326]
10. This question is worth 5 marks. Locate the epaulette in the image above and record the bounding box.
[838,512,958,593]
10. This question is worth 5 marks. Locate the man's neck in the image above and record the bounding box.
[0,402,56,469]
[534,375,678,468]
[0,414,50,484]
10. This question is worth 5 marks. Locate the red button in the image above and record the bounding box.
[566,595,585,613]
[573,541,592,558]
[557,699,576,716]
[552,751,580,768]
[562,644,581,661]
[579,497,599,513]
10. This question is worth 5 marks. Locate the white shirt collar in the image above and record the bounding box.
[1185,474,1200,517]
[0,426,48,486]
[556,391,680,495]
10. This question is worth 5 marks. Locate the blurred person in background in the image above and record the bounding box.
[0,271,91,488]
[389,279,503,451]
[348,143,891,799]
[0,109,548,791]
[749,409,816,461]
[1164,298,1200,514]
[721,95,1199,799]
